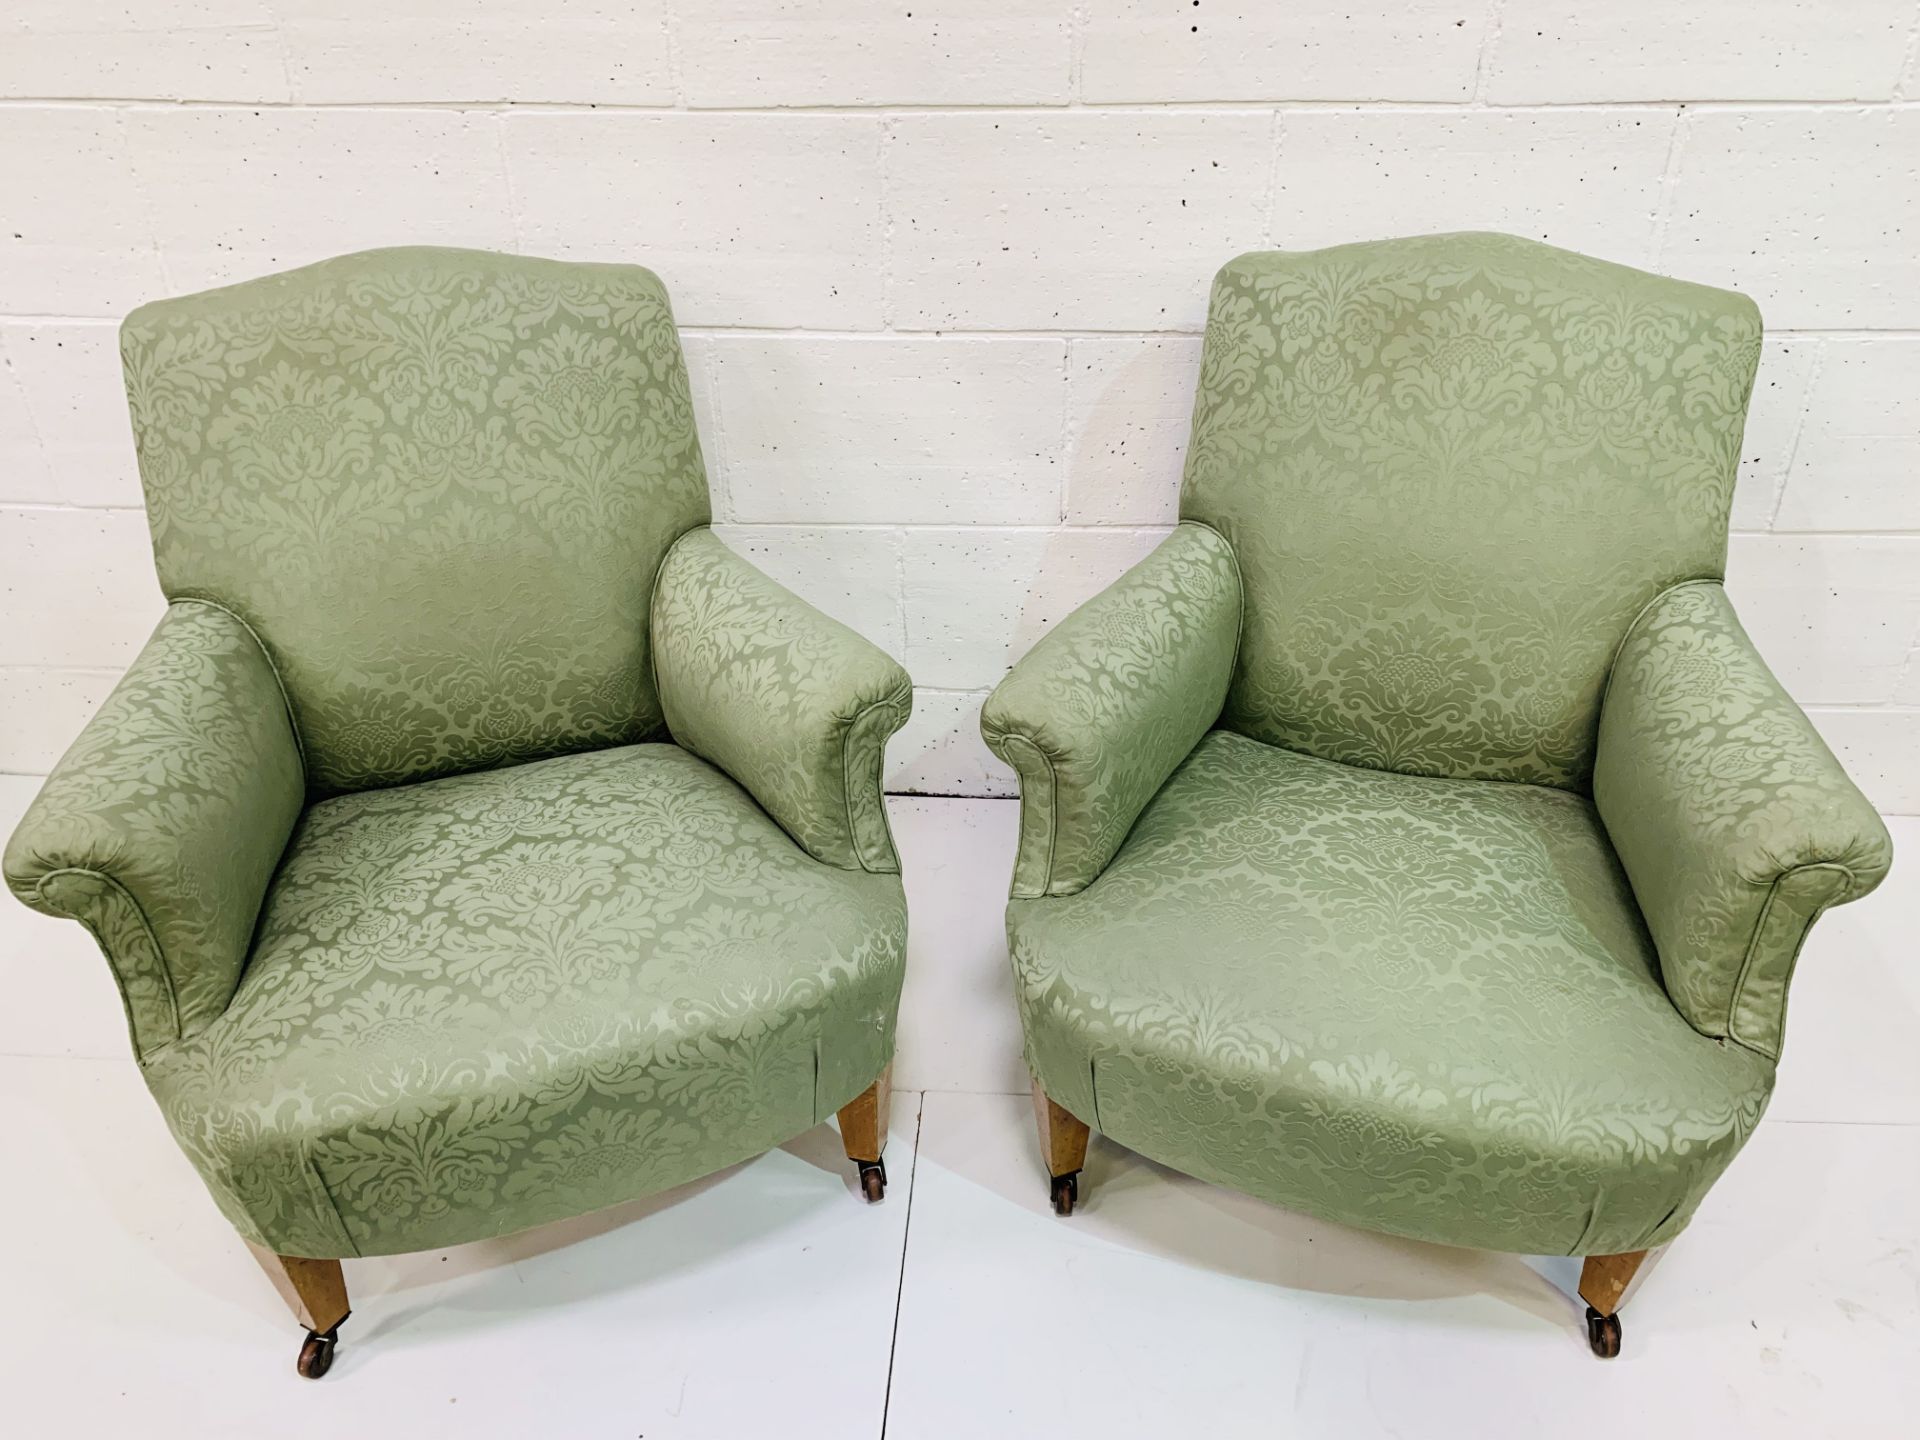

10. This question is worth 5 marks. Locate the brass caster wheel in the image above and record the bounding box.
[857,1158,887,1203]
[1049,1171,1079,1217]
[1585,1306,1622,1359]
[296,1325,339,1379]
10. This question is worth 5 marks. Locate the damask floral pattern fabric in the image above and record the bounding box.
[143,743,908,1258]
[980,523,1241,897]
[1595,582,1892,1059]
[10,248,915,1262]
[1012,731,1776,1257]
[4,602,303,1056]
[121,247,711,796]
[1182,231,1761,789]
[654,529,913,874]
[996,233,1889,1261]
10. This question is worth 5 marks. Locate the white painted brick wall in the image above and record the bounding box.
[1774,338,1920,532]
[1482,3,1915,103]
[887,110,1273,330]
[0,108,164,315]
[1726,536,1920,703]
[129,107,518,295]
[677,2,1075,108]
[279,2,677,105]
[1664,108,1920,328]
[0,507,164,668]
[0,667,120,774]
[0,324,140,508]
[1732,337,1819,530]
[0,3,288,105]
[707,336,1065,525]
[1064,335,1203,526]
[1271,109,1675,264]
[1,3,1916,811]
[506,112,886,328]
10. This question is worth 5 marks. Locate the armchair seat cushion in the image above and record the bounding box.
[1010,731,1773,1256]
[145,743,907,1259]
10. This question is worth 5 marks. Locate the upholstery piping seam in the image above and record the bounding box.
[1727,873,1790,1058]
[986,729,1061,898]
[994,729,1060,894]
[1725,861,1854,1059]
[644,521,715,732]
[1176,516,1247,671]
[30,865,182,1060]
[1595,575,1724,721]
[840,681,914,874]
[73,901,163,1059]
[1736,857,1861,896]
[169,593,310,789]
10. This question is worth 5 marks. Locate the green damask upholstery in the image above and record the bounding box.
[145,744,905,1257]
[122,247,711,797]
[654,529,914,874]
[6,602,303,1055]
[980,522,1240,898]
[1185,235,1761,788]
[1596,582,1893,1059]
[985,232,1891,1259]
[1014,732,1774,1256]
[6,247,912,1263]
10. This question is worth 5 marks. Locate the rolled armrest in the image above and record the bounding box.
[4,601,305,1057]
[1594,581,1893,1059]
[981,521,1241,899]
[652,528,913,873]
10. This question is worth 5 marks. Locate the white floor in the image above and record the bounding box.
[1,782,1916,1437]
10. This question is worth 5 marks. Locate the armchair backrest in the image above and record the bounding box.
[1180,232,1760,790]
[121,247,710,796]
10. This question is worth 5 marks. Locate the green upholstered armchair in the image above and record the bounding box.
[982,232,1893,1358]
[4,248,913,1378]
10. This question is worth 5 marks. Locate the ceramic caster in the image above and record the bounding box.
[1049,1171,1079,1217]
[857,1158,886,1203]
[1585,1306,1622,1359]
[296,1325,339,1379]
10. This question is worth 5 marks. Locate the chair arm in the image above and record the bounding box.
[652,528,913,873]
[1594,581,1893,1059]
[3,601,305,1058]
[980,522,1241,899]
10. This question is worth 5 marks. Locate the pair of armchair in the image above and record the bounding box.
[7,235,1890,1375]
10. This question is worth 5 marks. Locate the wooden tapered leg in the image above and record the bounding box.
[1579,1250,1647,1316]
[248,1241,350,1332]
[837,1061,893,1202]
[247,1241,350,1378]
[1031,1078,1091,1215]
[837,1060,893,1162]
[1577,1249,1648,1359]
